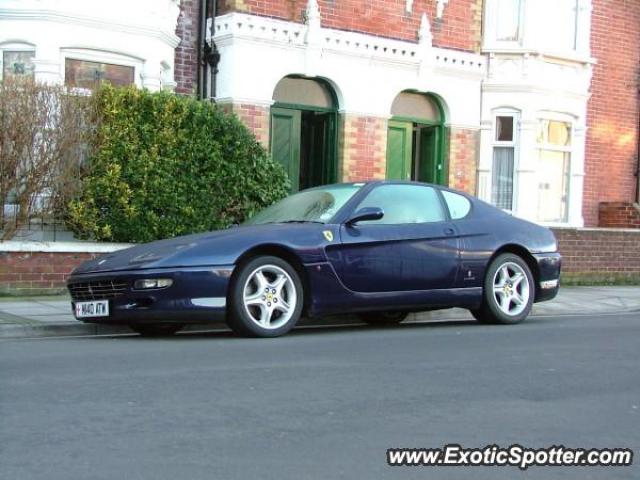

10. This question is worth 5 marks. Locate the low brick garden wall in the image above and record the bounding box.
[552,227,640,284]
[1,228,639,295]
[598,202,640,229]
[0,242,130,296]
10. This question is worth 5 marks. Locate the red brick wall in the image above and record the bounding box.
[583,0,640,226]
[218,0,483,52]
[0,252,99,295]
[340,115,387,181]
[448,128,479,194]
[227,103,270,147]
[175,0,199,95]
[553,228,640,283]
[1,227,640,294]
[599,202,640,228]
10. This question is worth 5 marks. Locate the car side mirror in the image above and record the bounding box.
[346,207,384,226]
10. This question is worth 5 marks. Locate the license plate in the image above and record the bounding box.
[75,300,109,318]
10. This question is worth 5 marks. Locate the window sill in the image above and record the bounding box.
[481,46,596,66]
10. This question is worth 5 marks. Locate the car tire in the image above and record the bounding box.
[227,255,304,338]
[358,311,408,326]
[472,253,535,325]
[130,324,183,336]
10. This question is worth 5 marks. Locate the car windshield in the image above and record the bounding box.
[244,184,363,225]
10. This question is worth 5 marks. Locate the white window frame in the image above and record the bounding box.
[490,109,520,214]
[496,0,525,43]
[535,112,575,225]
[484,0,525,49]
[535,0,581,54]
[60,48,142,93]
[0,41,36,81]
[484,0,592,58]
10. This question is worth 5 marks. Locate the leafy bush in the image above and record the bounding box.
[66,86,289,243]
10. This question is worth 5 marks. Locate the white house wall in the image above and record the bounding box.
[0,0,180,90]
[480,0,594,227]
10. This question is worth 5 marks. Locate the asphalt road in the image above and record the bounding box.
[1,313,638,480]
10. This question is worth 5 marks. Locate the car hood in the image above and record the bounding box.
[71,223,331,275]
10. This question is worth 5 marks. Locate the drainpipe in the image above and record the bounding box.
[197,0,220,100]
[196,0,207,99]
[636,92,640,203]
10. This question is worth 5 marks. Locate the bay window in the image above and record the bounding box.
[536,119,572,223]
[484,0,590,54]
[495,0,523,42]
[64,58,134,90]
[537,0,580,52]
[1,45,35,80]
[491,114,518,211]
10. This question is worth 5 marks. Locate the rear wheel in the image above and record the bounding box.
[227,256,304,337]
[471,253,535,325]
[358,311,408,326]
[130,324,183,337]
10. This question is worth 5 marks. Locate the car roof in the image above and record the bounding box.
[323,179,464,194]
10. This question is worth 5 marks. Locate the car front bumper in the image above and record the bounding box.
[67,265,234,325]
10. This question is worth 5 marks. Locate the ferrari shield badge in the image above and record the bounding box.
[323,230,334,242]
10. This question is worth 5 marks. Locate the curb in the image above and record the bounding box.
[0,322,132,339]
[2,305,640,340]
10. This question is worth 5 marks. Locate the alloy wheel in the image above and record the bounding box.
[242,264,297,330]
[492,262,530,316]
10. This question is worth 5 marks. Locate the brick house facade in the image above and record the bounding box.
[585,0,640,227]
[1,0,639,294]
[190,0,486,198]
[173,0,639,229]
[174,0,199,95]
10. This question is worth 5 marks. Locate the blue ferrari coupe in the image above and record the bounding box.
[67,181,561,337]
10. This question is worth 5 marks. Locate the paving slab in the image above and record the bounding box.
[0,286,638,338]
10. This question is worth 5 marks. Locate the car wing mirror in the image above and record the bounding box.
[345,207,384,226]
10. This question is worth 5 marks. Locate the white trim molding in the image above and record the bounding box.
[0,241,133,253]
[210,11,486,127]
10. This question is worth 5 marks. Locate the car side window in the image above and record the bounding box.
[355,184,446,224]
[442,191,472,220]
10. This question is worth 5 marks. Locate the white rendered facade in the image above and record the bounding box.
[210,10,486,134]
[480,0,593,227]
[0,0,595,227]
[0,0,181,91]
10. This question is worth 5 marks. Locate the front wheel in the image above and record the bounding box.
[227,256,304,337]
[472,253,535,325]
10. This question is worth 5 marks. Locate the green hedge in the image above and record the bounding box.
[66,86,289,243]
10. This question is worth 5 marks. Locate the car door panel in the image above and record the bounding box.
[334,222,460,293]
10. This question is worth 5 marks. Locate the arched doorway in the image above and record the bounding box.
[270,76,338,191]
[386,91,447,185]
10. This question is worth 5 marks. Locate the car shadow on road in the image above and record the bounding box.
[73,313,557,342]
[144,318,483,341]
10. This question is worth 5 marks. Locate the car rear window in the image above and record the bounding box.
[442,191,472,219]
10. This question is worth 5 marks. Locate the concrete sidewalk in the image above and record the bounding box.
[1,286,639,338]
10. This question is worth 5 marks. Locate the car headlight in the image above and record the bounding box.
[133,278,173,290]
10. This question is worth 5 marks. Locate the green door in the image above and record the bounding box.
[321,112,337,185]
[418,126,447,185]
[418,126,438,184]
[270,107,301,191]
[307,112,337,189]
[386,120,412,180]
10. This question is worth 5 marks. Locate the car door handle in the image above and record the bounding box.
[444,227,455,236]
